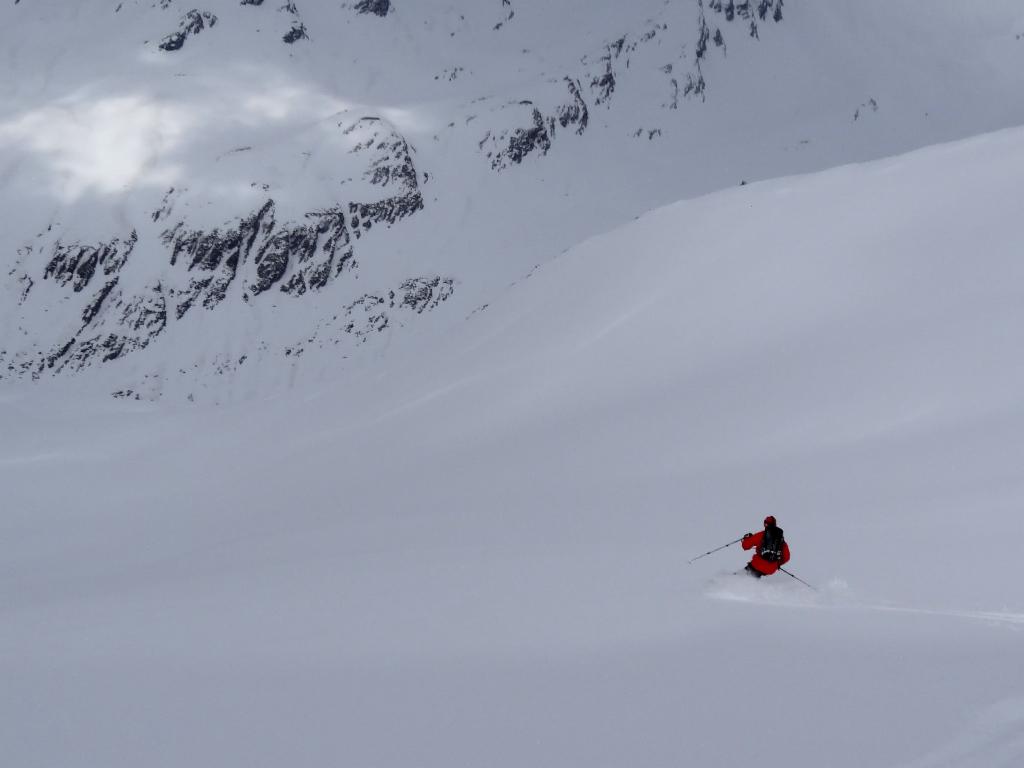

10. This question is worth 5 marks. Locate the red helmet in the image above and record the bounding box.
[764,515,777,527]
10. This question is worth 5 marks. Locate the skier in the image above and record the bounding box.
[741,515,790,578]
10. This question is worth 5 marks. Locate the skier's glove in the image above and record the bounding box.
[742,533,752,540]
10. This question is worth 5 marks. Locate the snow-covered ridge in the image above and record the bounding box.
[0,0,788,398]
[2,0,1024,400]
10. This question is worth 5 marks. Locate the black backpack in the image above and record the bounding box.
[759,526,785,563]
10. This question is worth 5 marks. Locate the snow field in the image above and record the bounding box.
[4,125,1024,766]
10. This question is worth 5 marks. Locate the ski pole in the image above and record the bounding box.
[688,536,744,564]
[779,567,817,591]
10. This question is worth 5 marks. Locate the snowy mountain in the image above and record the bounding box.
[3,0,1024,400]
[4,121,1024,768]
[4,3,1024,767]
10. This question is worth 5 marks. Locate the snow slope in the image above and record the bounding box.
[3,126,1024,766]
[3,0,1024,399]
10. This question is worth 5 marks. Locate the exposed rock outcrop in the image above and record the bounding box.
[159,10,217,52]
[354,0,391,18]
[5,117,430,384]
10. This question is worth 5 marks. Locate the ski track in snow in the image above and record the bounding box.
[705,573,1024,629]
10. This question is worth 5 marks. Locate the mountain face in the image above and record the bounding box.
[2,0,1024,401]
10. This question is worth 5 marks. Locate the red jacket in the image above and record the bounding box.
[742,530,790,575]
